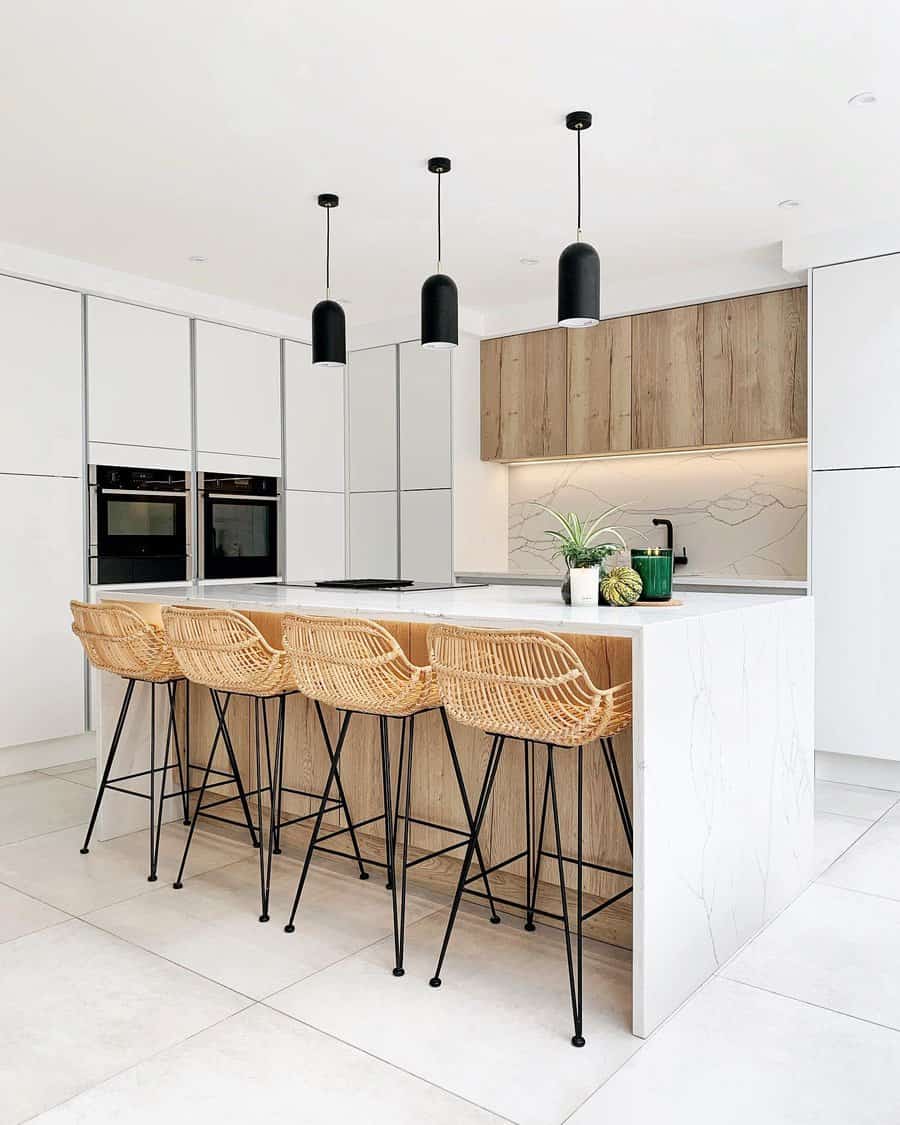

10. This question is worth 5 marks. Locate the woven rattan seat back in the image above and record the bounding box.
[71,600,182,682]
[427,623,632,747]
[281,614,440,717]
[161,605,296,696]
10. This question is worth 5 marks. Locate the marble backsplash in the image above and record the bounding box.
[508,445,808,579]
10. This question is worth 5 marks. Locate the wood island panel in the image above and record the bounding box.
[180,612,633,949]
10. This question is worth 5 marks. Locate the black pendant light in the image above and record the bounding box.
[421,156,458,350]
[312,193,346,367]
[558,111,600,328]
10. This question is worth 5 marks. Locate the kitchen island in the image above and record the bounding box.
[97,583,813,1037]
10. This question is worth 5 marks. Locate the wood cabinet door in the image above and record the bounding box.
[703,288,806,446]
[480,329,566,460]
[566,317,632,455]
[632,306,703,450]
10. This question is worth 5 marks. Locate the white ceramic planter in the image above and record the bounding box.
[569,565,600,607]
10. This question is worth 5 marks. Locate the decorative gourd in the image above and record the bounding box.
[600,566,643,607]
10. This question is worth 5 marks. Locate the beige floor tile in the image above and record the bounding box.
[0,881,69,944]
[0,773,93,845]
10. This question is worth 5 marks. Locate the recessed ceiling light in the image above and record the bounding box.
[520,256,540,266]
[777,199,801,209]
[848,91,877,106]
[188,255,208,262]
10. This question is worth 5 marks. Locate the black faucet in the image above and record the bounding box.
[652,518,688,567]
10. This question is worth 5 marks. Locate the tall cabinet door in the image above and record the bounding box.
[0,275,83,477]
[0,475,84,747]
[284,340,344,492]
[812,254,900,470]
[632,306,703,450]
[87,297,191,452]
[401,490,452,581]
[399,342,451,490]
[348,345,397,491]
[812,468,900,760]
[349,492,398,578]
[195,321,282,462]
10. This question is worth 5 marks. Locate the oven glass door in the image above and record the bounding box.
[204,498,278,579]
[97,493,186,559]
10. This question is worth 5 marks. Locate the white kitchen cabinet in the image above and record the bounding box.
[87,297,191,451]
[285,491,346,580]
[812,467,900,760]
[0,475,84,748]
[0,275,82,478]
[284,340,345,492]
[812,254,900,470]
[348,345,397,492]
[195,321,282,462]
[400,489,452,581]
[399,341,451,490]
[348,491,398,578]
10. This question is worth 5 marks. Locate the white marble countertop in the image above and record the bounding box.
[106,581,804,638]
[456,570,808,592]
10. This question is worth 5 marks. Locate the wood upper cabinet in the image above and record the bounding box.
[631,305,703,450]
[480,328,566,460]
[703,288,807,445]
[566,318,632,455]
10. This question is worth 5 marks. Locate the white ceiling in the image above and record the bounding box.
[1,0,897,326]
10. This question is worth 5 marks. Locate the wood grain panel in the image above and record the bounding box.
[632,305,703,449]
[703,287,807,445]
[566,318,632,455]
[491,329,567,460]
[480,337,502,461]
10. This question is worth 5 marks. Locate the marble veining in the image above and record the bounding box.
[508,445,808,579]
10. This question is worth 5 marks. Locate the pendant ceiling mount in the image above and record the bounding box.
[312,192,346,368]
[421,155,458,350]
[558,109,601,329]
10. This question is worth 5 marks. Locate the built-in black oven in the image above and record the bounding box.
[199,473,280,580]
[89,465,191,584]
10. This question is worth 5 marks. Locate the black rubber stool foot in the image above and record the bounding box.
[429,976,442,988]
[524,921,536,931]
[182,819,190,826]
[571,1035,586,1048]
[273,847,282,855]
[173,881,183,889]
[284,923,295,933]
[359,871,370,880]
[147,874,158,883]
[80,848,89,855]
[392,967,405,977]
[385,881,393,890]
[489,915,501,924]
[253,841,260,849]
[259,914,269,923]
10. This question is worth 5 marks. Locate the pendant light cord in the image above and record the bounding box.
[325,206,331,298]
[436,170,442,273]
[576,127,582,240]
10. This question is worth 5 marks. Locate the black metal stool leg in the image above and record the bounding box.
[602,736,633,854]
[173,690,233,889]
[524,740,533,929]
[147,683,157,880]
[254,697,278,922]
[272,694,286,854]
[392,716,407,855]
[211,689,259,849]
[379,715,402,973]
[284,709,353,933]
[182,680,191,824]
[169,680,189,827]
[395,713,415,976]
[429,734,506,988]
[439,707,501,924]
[574,744,585,1047]
[148,682,175,882]
[81,678,136,855]
[547,746,584,1047]
[313,701,369,880]
[525,749,552,929]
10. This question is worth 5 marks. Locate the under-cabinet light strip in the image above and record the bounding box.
[503,440,808,468]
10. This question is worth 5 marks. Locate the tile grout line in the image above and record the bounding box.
[720,974,900,1038]
[258,1001,518,1125]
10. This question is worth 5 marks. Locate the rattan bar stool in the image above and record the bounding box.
[162,605,361,922]
[426,623,634,1048]
[71,600,194,882]
[280,614,499,977]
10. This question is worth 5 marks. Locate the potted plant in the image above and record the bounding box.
[536,505,640,607]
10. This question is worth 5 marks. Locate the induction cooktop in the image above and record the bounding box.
[268,578,488,592]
